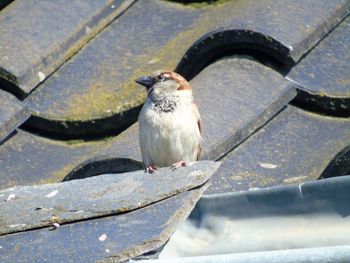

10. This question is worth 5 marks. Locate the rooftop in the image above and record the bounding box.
[0,0,349,262]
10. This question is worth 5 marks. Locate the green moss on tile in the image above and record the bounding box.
[34,1,236,123]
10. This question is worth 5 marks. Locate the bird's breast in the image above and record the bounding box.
[138,100,200,167]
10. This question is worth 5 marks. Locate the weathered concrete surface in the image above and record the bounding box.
[287,16,350,116]
[0,0,136,96]
[205,105,350,195]
[0,185,208,263]
[1,57,294,189]
[0,161,219,235]
[0,90,29,143]
[24,0,348,138]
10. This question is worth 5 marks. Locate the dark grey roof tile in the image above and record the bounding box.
[71,57,296,179]
[188,57,295,160]
[0,1,349,260]
[177,0,350,78]
[0,0,136,96]
[0,130,99,190]
[0,90,29,143]
[0,185,206,262]
[24,0,204,138]
[23,0,347,138]
[206,105,350,195]
[287,16,350,115]
[1,57,295,188]
[0,161,218,235]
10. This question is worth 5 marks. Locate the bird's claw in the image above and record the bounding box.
[171,161,187,171]
[145,165,158,173]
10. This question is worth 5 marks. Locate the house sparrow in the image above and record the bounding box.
[136,70,202,173]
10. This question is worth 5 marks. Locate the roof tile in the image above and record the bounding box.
[0,0,135,95]
[206,105,350,194]
[0,90,29,142]
[288,16,350,115]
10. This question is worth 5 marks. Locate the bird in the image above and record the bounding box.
[136,70,202,173]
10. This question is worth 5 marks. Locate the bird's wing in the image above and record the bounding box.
[192,103,202,161]
[192,103,202,134]
[138,105,153,167]
[197,119,202,135]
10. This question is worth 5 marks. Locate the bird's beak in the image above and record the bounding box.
[135,76,154,89]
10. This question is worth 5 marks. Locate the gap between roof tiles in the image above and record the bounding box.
[287,14,350,117]
[320,145,350,179]
[176,30,295,81]
[289,87,350,118]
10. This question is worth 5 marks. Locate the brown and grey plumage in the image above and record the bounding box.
[136,70,202,173]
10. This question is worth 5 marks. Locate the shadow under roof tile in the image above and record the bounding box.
[176,0,350,78]
[0,0,12,10]
[287,16,350,115]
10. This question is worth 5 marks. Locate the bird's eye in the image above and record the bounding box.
[156,75,166,82]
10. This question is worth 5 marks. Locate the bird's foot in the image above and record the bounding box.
[171,161,187,171]
[145,165,158,173]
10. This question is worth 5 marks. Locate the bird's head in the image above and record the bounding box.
[136,70,192,99]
